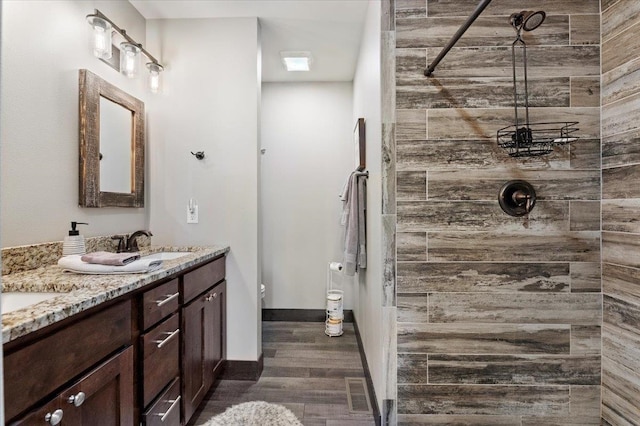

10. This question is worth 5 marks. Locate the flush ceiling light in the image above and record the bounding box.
[280,51,312,72]
[86,9,164,93]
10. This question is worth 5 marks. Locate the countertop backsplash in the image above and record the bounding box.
[2,234,151,275]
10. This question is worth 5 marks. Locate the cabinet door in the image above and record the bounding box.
[11,347,134,426]
[182,292,207,423]
[207,280,226,387]
[182,280,226,424]
[62,346,134,426]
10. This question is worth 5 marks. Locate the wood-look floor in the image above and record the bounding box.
[188,321,376,426]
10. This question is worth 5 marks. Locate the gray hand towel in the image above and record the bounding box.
[343,173,358,276]
[80,251,140,266]
[358,174,367,269]
[342,172,367,276]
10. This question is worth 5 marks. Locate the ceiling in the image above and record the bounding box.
[128,0,369,82]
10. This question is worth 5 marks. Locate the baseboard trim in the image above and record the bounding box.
[353,317,381,426]
[220,353,264,381]
[262,308,354,323]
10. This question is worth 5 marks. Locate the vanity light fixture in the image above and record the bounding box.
[86,10,164,92]
[120,42,141,78]
[280,51,312,72]
[146,62,164,93]
[87,14,112,59]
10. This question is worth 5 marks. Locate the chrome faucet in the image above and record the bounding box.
[125,230,153,252]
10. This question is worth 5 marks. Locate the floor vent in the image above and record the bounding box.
[345,377,372,414]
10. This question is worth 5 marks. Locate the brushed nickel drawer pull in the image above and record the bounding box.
[153,329,180,348]
[155,292,179,307]
[205,292,218,302]
[156,395,181,422]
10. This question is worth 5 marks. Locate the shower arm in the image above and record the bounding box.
[424,0,493,77]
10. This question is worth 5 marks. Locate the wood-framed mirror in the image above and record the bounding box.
[79,69,144,207]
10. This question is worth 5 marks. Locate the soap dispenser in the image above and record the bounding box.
[63,221,88,256]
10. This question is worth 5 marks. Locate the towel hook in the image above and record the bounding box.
[191,151,205,160]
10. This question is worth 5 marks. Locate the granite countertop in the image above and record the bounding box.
[1,245,230,344]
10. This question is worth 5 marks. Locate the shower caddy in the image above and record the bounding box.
[496,10,579,157]
[424,0,579,158]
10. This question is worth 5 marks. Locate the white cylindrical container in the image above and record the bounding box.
[325,317,343,337]
[326,290,343,320]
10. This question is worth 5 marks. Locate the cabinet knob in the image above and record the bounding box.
[44,409,63,425]
[67,391,86,407]
[205,293,218,302]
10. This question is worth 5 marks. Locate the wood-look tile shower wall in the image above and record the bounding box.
[601,0,640,424]
[393,0,602,424]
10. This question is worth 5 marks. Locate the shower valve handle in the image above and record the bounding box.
[512,190,531,205]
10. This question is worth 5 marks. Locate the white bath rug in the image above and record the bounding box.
[203,401,303,426]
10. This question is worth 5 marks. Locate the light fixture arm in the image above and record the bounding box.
[87,9,163,68]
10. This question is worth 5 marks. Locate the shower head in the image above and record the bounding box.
[509,10,546,32]
[523,10,546,31]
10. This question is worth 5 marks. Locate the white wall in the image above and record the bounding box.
[352,0,383,411]
[146,18,261,361]
[1,1,5,421]
[0,0,149,247]
[261,82,354,309]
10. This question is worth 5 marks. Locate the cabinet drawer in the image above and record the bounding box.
[4,301,131,422]
[142,278,179,330]
[143,378,181,426]
[142,313,180,408]
[183,256,225,304]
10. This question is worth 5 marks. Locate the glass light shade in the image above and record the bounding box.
[120,42,141,78]
[87,15,112,59]
[146,62,164,94]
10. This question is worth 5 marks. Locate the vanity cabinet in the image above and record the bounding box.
[4,254,227,426]
[181,256,226,424]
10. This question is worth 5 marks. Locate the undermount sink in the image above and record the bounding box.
[2,292,62,314]
[142,252,191,261]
